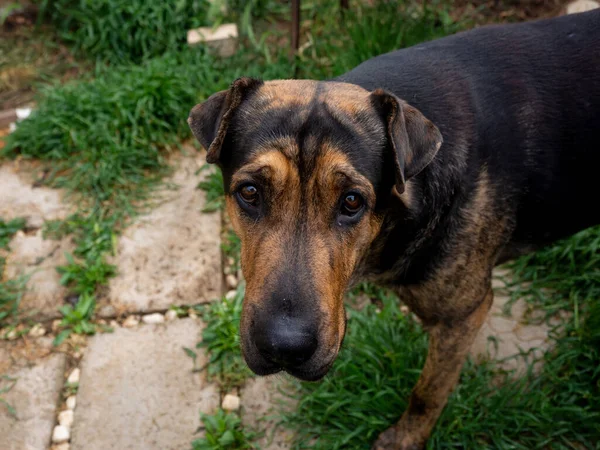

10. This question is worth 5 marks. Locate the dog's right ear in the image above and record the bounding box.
[188,77,263,164]
[370,89,443,194]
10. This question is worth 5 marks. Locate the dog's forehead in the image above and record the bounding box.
[254,80,372,110]
[227,80,386,186]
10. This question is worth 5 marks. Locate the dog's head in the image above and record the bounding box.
[188,78,442,381]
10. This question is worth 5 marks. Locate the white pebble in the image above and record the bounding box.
[8,122,17,132]
[122,316,139,328]
[227,256,235,267]
[52,425,70,443]
[28,324,46,337]
[188,310,198,319]
[15,107,32,120]
[142,313,165,324]
[226,274,238,289]
[67,368,80,384]
[58,409,74,428]
[66,395,77,410]
[400,305,410,315]
[225,290,237,300]
[165,310,178,321]
[6,329,17,340]
[109,320,119,328]
[221,393,240,411]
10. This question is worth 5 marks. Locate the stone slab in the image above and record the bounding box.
[241,376,295,450]
[0,161,69,229]
[3,229,73,319]
[0,350,66,450]
[70,318,220,450]
[103,153,222,316]
[471,270,552,373]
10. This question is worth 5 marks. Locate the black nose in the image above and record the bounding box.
[254,317,318,368]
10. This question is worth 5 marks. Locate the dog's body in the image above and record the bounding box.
[189,10,600,449]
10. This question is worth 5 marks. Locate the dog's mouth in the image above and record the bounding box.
[249,354,337,382]
[242,336,341,382]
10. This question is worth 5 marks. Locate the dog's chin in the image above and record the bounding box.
[284,360,334,381]
[243,350,337,382]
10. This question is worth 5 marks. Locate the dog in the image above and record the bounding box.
[188,9,600,449]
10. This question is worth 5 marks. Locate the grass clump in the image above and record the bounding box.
[297,0,461,80]
[192,408,259,450]
[197,164,225,213]
[0,374,17,417]
[38,0,212,64]
[0,218,27,325]
[505,224,600,323]
[194,284,252,392]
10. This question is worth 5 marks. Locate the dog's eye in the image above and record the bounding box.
[239,184,259,205]
[341,193,364,216]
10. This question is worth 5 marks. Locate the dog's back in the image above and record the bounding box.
[337,10,600,251]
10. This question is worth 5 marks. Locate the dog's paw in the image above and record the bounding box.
[371,425,424,450]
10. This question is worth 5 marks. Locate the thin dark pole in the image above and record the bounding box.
[340,0,349,9]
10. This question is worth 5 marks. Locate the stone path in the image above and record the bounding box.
[0,150,555,450]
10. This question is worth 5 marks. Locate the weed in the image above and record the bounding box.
[53,292,98,345]
[0,374,17,417]
[197,165,225,213]
[195,283,252,392]
[0,217,26,292]
[0,275,28,325]
[192,408,259,450]
[0,218,25,250]
[222,229,242,274]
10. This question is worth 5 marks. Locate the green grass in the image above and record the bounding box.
[197,164,225,213]
[193,283,253,393]
[0,218,26,250]
[505,225,600,324]
[37,0,289,65]
[38,0,212,64]
[0,374,17,418]
[192,408,259,450]
[0,218,27,325]
[296,0,462,80]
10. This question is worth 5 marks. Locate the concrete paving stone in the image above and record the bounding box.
[70,318,220,450]
[3,229,73,319]
[240,376,296,450]
[0,161,70,229]
[472,291,551,373]
[0,350,66,450]
[102,153,222,315]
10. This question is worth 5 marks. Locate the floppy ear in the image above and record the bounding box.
[370,89,443,194]
[188,77,263,164]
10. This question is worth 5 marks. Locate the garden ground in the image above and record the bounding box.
[0,1,598,449]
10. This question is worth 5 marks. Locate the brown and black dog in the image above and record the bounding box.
[188,9,600,450]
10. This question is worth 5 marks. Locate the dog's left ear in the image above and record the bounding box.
[188,77,263,164]
[370,89,443,194]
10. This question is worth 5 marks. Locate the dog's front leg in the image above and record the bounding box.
[373,289,493,450]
